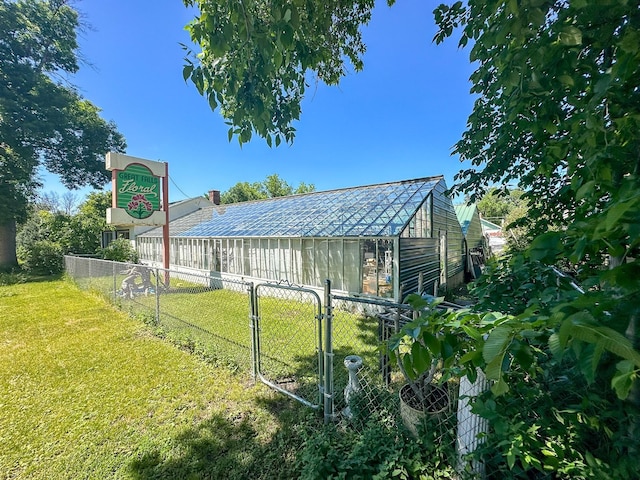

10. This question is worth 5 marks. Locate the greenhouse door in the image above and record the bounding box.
[253,283,324,409]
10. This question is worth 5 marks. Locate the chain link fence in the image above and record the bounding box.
[329,292,465,461]
[65,256,489,477]
[65,256,254,371]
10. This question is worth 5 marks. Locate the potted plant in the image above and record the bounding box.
[387,294,467,437]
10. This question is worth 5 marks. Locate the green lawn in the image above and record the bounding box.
[0,278,307,479]
[93,274,385,409]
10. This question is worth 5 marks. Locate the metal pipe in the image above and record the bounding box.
[323,279,334,423]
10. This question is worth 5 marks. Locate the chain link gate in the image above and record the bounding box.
[253,282,325,410]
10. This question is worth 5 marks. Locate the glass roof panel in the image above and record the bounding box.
[141,177,442,238]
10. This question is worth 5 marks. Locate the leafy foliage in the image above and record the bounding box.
[183,0,377,145]
[392,289,640,478]
[434,0,640,288]
[433,1,640,471]
[18,239,64,275]
[100,237,138,263]
[476,188,525,221]
[221,173,315,203]
[16,192,115,270]
[0,0,125,267]
[298,413,456,480]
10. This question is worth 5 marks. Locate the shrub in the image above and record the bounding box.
[100,238,138,263]
[0,269,28,286]
[18,240,64,275]
[297,414,456,480]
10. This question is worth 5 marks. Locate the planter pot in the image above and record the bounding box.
[399,383,450,438]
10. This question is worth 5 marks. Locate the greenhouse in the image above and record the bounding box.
[455,203,487,280]
[136,176,464,301]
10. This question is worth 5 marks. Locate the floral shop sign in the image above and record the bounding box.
[105,152,167,227]
[116,164,160,219]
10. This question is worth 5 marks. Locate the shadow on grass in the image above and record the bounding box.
[127,397,310,480]
[0,271,64,285]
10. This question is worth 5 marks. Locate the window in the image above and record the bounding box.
[101,229,130,249]
[400,194,432,238]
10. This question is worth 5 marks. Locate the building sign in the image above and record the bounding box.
[116,164,160,219]
[105,152,167,227]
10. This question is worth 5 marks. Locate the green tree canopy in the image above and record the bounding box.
[0,0,126,268]
[476,187,525,222]
[182,0,377,146]
[220,173,315,203]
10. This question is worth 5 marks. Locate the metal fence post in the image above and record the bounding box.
[248,282,257,379]
[113,262,117,304]
[154,267,160,325]
[323,279,334,424]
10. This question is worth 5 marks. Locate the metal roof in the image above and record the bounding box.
[481,218,502,231]
[454,203,478,236]
[141,176,443,238]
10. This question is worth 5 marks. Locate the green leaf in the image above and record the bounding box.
[605,199,636,230]
[182,64,193,82]
[422,331,441,355]
[485,355,504,381]
[274,49,283,69]
[403,354,416,380]
[571,324,640,368]
[559,26,582,46]
[460,350,482,365]
[208,94,218,110]
[491,377,509,396]
[548,333,563,358]
[611,361,636,400]
[529,232,563,262]
[483,325,512,364]
[410,341,431,374]
[576,180,595,200]
[558,74,574,87]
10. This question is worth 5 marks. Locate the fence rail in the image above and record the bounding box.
[65,255,487,475]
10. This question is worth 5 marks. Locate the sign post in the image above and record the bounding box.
[106,153,170,280]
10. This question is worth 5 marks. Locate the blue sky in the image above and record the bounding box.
[42,0,476,203]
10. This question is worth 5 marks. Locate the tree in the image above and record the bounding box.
[182,0,377,145]
[0,0,126,269]
[220,181,265,204]
[36,190,78,214]
[17,192,110,256]
[433,0,640,466]
[432,0,640,313]
[476,188,525,223]
[220,173,315,203]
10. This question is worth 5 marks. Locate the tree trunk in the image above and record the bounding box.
[0,220,18,270]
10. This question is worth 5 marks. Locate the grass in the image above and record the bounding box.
[81,269,386,407]
[0,277,309,479]
[70,261,396,417]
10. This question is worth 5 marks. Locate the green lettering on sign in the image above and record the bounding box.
[116,164,160,219]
